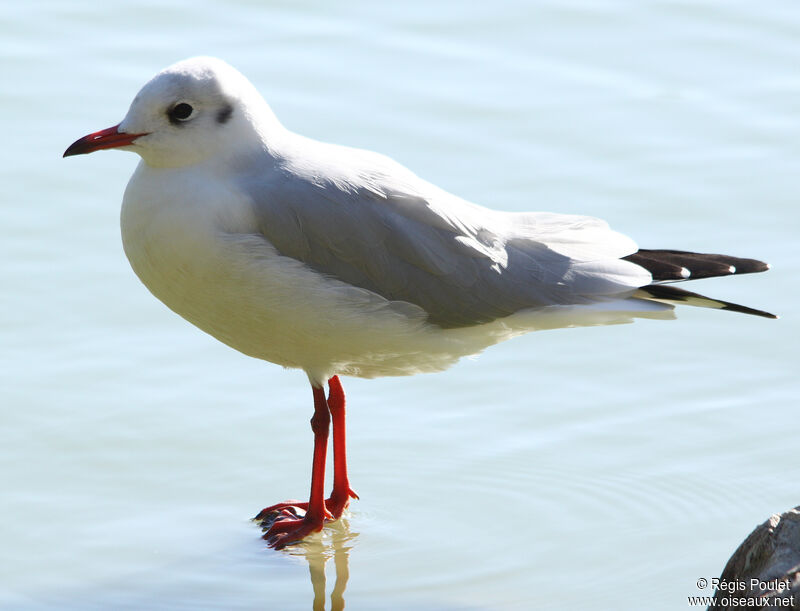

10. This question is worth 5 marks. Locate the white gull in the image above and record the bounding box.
[64,56,774,549]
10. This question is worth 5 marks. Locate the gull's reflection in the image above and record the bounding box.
[281,518,357,611]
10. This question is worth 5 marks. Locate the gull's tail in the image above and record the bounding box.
[623,249,777,319]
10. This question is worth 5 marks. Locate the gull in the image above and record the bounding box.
[64,56,775,549]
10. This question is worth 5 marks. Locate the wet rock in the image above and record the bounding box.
[708,507,800,610]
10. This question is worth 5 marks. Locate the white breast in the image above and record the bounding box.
[119,161,468,382]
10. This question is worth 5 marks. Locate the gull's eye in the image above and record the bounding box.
[167,102,195,124]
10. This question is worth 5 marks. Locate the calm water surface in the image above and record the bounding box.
[2,1,798,609]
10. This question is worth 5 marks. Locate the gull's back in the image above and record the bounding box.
[244,133,653,328]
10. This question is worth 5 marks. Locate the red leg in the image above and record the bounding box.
[325,376,359,519]
[254,377,358,547]
[261,384,331,550]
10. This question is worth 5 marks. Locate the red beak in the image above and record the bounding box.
[63,124,148,157]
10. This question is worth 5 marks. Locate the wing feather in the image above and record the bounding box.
[240,141,649,327]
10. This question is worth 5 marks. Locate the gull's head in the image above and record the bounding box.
[64,57,279,168]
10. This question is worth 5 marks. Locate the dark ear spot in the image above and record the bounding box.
[216,104,233,124]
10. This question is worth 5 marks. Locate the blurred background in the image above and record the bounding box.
[1,1,798,609]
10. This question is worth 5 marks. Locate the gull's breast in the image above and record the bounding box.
[118,162,467,379]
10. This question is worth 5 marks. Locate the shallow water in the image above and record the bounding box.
[2,1,798,609]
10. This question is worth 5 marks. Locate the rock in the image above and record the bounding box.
[708,507,800,610]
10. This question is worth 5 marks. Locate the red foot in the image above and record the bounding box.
[262,513,326,550]
[325,488,359,520]
[254,500,333,523]
[254,488,358,525]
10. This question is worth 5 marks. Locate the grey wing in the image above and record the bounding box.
[242,150,651,328]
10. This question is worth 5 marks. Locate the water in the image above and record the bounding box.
[2,1,798,609]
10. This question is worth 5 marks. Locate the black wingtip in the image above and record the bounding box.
[638,284,777,319]
[721,303,778,319]
[624,249,772,282]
